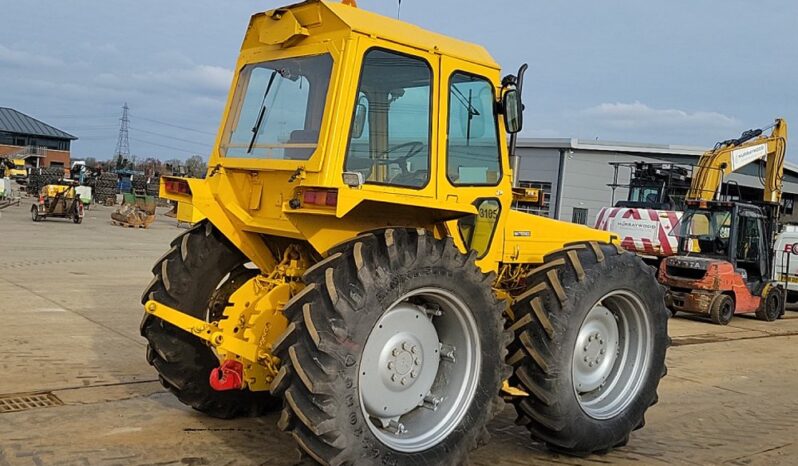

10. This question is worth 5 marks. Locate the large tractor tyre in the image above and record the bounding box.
[508,242,669,456]
[272,229,510,465]
[755,287,783,322]
[140,221,281,418]
[710,294,734,325]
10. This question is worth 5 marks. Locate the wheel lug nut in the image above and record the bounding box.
[402,341,410,351]
[387,361,394,370]
[599,339,604,345]
[584,356,589,362]
[411,345,418,354]
[589,362,594,367]
[411,370,417,378]
[600,348,605,355]
[588,336,593,342]
[401,377,407,385]
[414,358,421,366]
[583,346,589,352]
[392,348,400,357]
[391,374,397,382]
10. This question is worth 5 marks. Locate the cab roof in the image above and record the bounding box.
[257,0,499,69]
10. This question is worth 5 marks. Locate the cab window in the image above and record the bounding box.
[447,73,501,185]
[344,49,432,188]
[222,54,333,160]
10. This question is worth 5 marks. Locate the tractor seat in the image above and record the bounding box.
[284,130,319,160]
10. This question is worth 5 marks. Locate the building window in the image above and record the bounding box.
[572,207,588,225]
[344,48,432,188]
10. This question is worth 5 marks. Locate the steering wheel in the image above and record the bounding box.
[372,141,425,178]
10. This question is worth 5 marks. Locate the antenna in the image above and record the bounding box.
[114,103,131,168]
[397,0,402,18]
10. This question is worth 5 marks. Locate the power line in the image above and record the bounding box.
[38,113,119,119]
[129,137,201,154]
[128,113,217,136]
[129,126,212,147]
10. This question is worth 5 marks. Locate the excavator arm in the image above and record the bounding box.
[688,118,787,203]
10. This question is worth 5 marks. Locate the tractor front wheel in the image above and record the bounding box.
[508,242,669,456]
[271,229,509,465]
[140,221,281,418]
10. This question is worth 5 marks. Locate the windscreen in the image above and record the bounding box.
[672,208,732,256]
[221,54,333,160]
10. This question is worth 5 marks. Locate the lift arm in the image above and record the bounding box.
[688,118,788,203]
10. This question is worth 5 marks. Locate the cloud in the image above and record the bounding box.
[578,101,739,131]
[0,43,63,67]
[95,64,233,95]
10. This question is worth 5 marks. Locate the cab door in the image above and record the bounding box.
[340,41,439,200]
[437,56,512,268]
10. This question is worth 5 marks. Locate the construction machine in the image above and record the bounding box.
[141,1,669,463]
[659,120,788,324]
[597,120,788,263]
[30,184,84,224]
[596,162,690,260]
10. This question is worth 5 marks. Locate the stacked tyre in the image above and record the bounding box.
[132,175,148,192]
[146,176,160,197]
[94,173,119,205]
[27,167,65,195]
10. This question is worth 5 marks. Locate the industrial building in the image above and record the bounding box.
[514,138,798,225]
[0,107,76,168]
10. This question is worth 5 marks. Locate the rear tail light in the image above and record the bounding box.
[302,189,338,208]
[38,196,44,205]
[164,179,191,195]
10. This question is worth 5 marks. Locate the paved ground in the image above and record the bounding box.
[1,193,797,465]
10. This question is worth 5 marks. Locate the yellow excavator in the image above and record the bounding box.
[597,119,788,262]
[659,119,788,324]
[688,119,787,202]
[140,1,669,463]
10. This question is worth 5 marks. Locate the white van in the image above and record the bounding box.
[774,224,798,302]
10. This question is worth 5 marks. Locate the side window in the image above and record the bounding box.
[736,216,761,262]
[447,73,501,185]
[344,49,431,188]
[458,199,501,258]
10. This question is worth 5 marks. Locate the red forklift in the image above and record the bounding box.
[659,199,784,324]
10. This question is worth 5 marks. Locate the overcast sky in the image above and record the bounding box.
[1,0,795,161]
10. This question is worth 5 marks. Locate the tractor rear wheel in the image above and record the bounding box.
[140,221,280,418]
[508,242,668,456]
[271,229,509,465]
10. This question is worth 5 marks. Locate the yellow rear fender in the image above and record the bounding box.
[160,176,277,271]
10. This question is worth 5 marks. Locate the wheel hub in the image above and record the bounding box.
[361,303,440,419]
[573,304,619,393]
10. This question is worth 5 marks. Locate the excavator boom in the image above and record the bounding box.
[688,118,787,203]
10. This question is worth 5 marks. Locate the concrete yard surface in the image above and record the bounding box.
[1,198,797,465]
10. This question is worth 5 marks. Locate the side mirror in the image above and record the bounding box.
[502,89,523,134]
[352,102,367,139]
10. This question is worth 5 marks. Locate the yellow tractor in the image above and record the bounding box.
[142,1,668,463]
